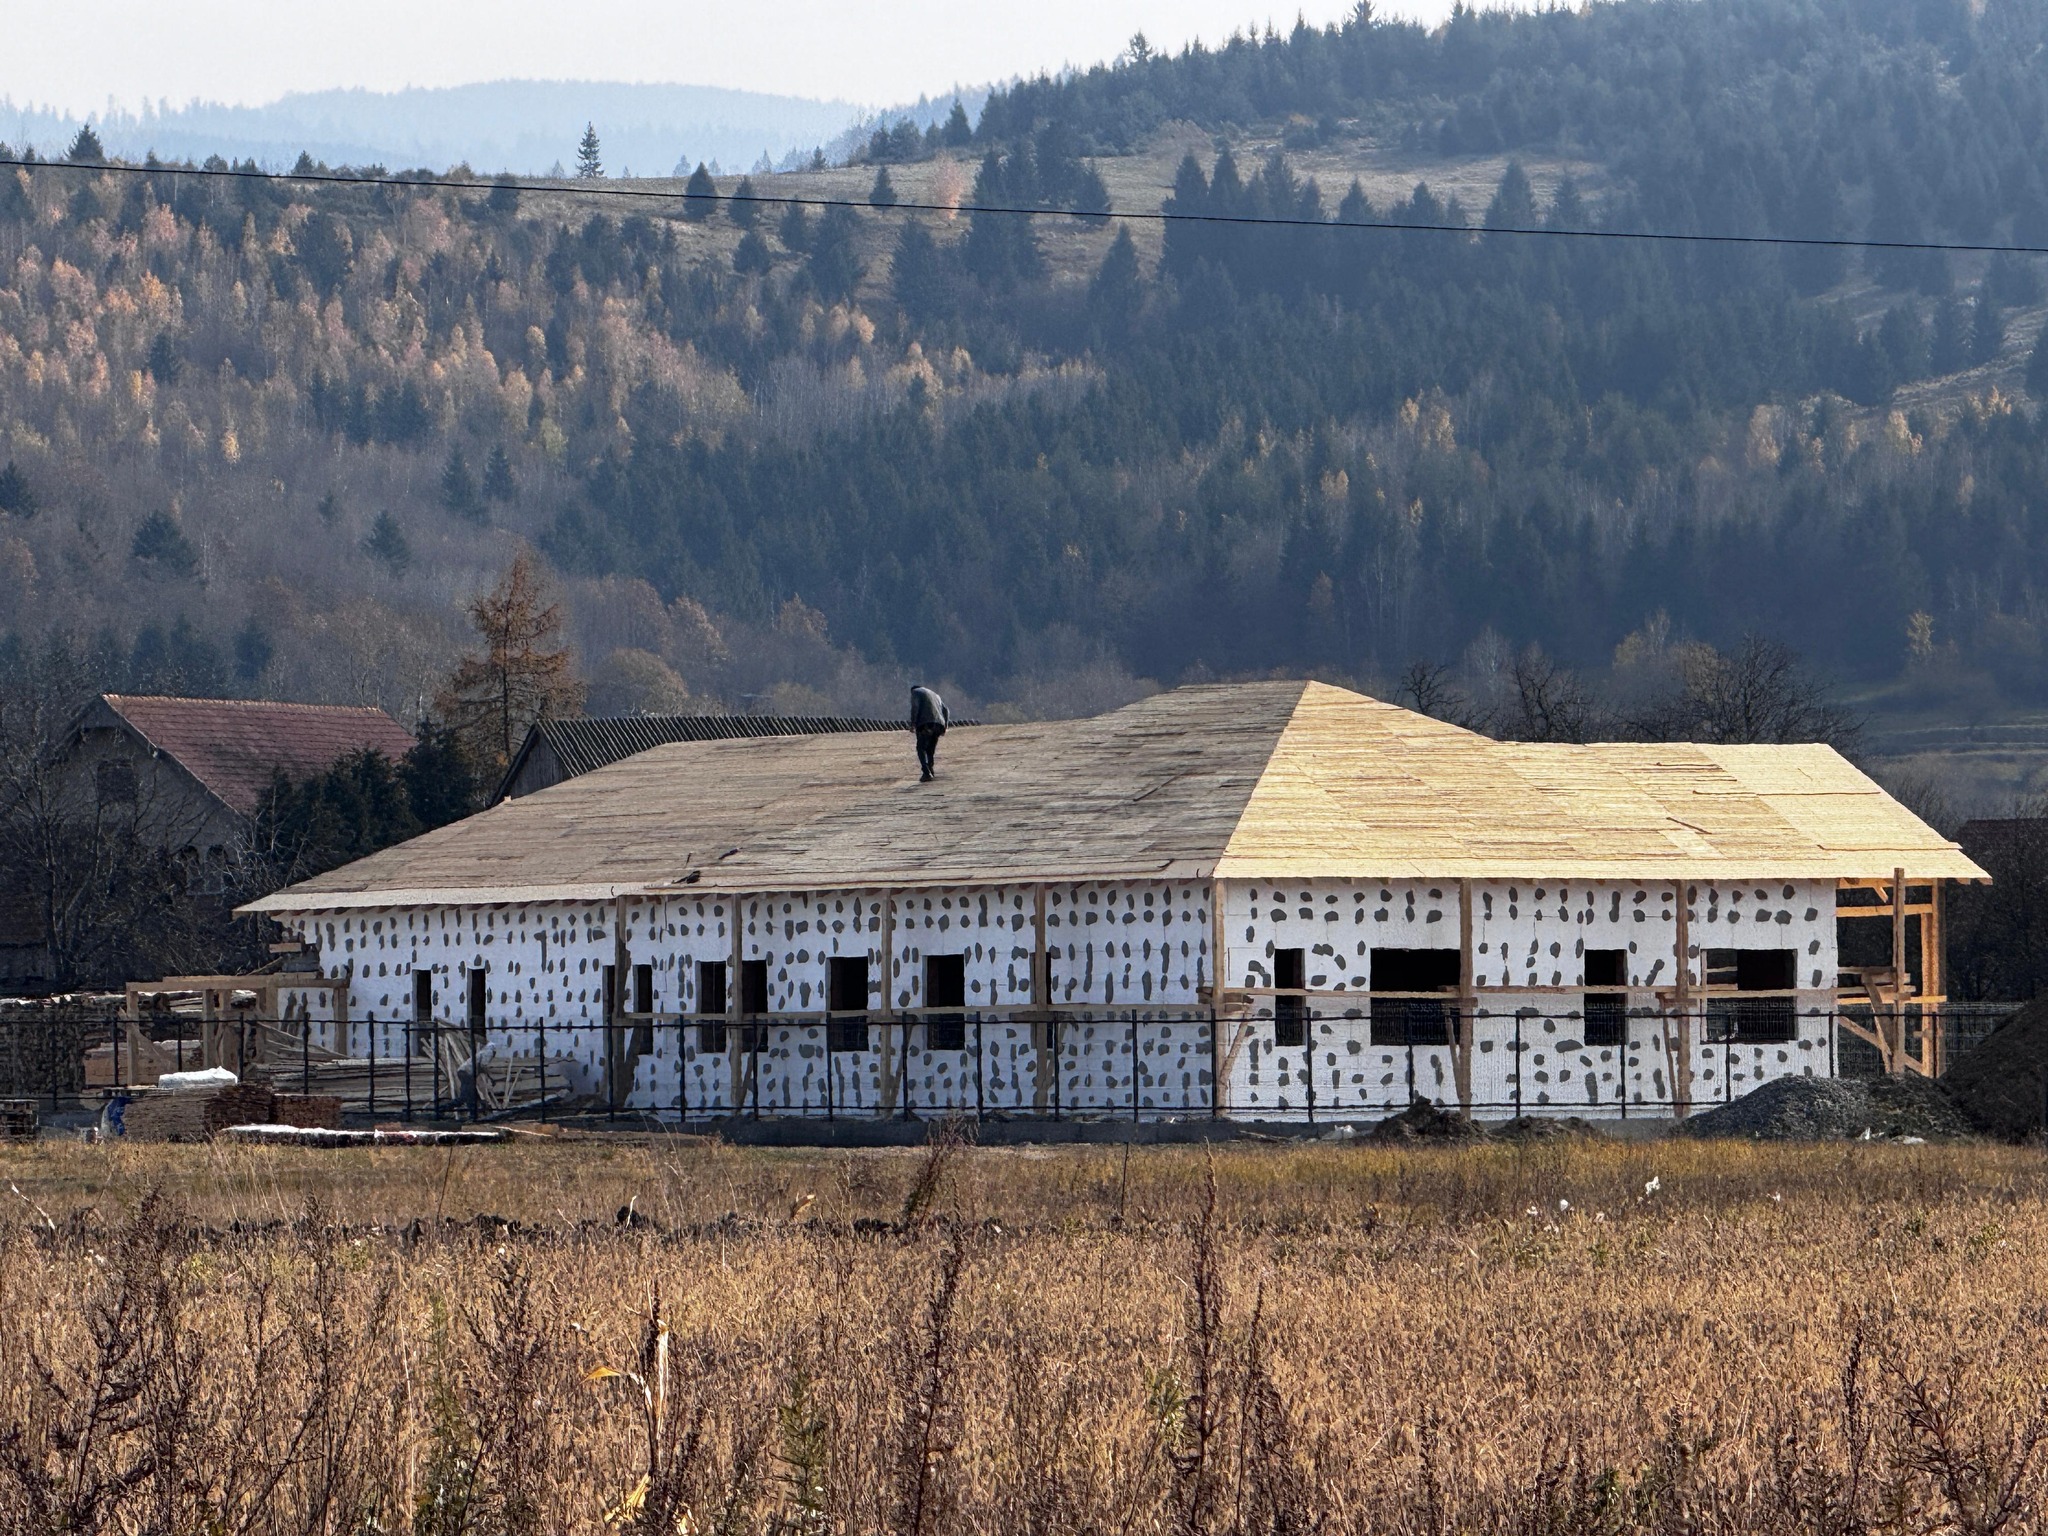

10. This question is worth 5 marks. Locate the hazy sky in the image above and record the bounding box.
[8,0,1476,117]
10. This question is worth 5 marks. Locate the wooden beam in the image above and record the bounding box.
[1891,867,1907,1078]
[1672,883,1692,1120]
[729,895,746,1111]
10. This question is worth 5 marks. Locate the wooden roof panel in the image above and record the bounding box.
[244,681,1984,912]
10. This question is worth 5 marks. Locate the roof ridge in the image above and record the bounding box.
[104,693,399,715]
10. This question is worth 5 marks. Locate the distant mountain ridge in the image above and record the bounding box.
[0,79,983,176]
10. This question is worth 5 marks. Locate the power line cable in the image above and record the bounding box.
[2,153,2046,257]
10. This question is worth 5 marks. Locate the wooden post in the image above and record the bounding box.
[1455,879,1475,1118]
[877,890,897,1116]
[1672,885,1692,1120]
[1210,877,1227,1117]
[1927,881,1945,1076]
[1891,867,1907,1078]
[728,896,745,1113]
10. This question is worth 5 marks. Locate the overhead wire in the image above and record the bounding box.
[0,152,2045,257]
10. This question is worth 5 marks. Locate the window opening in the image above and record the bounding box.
[1583,948,1626,1047]
[924,953,967,1051]
[1370,948,1458,1046]
[1273,947,1307,1048]
[828,955,870,1052]
[1705,948,1797,1043]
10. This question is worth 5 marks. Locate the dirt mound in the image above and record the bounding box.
[1679,1073,1976,1141]
[1942,1000,2048,1140]
[1368,1099,1489,1143]
[1493,1115,1606,1141]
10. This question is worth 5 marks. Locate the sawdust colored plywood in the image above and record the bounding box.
[243,681,1984,914]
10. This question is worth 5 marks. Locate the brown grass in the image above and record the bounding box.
[4,1134,2048,1533]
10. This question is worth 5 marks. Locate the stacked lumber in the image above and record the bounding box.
[0,1099,36,1141]
[273,1094,344,1129]
[472,1054,576,1115]
[251,1057,429,1112]
[121,1083,277,1142]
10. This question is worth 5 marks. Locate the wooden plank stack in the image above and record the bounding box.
[0,1099,36,1141]
[121,1083,277,1142]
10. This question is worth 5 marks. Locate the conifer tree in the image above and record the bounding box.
[576,123,603,179]
[684,162,718,220]
[0,459,36,518]
[942,102,972,147]
[65,124,105,164]
[734,228,774,275]
[433,551,585,771]
[441,447,480,520]
[481,444,516,504]
[730,174,761,228]
[869,167,898,207]
[364,510,412,574]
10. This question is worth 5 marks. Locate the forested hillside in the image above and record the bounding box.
[4,0,2048,761]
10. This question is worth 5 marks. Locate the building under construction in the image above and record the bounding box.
[236,681,1984,1122]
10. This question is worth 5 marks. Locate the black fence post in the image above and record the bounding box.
[1513,1014,1524,1115]
[751,1024,762,1121]
[1306,1006,1317,1126]
[111,1014,121,1091]
[677,1018,686,1127]
[368,1020,377,1121]
[403,1021,414,1123]
[825,1023,835,1121]
[1130,1010,1140,1124]
[903,1018,913,1122]
[975,1015,985,1122]
[1052,1017,1063,1120]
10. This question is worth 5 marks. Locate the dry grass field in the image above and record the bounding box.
[4,1132,2048,1533]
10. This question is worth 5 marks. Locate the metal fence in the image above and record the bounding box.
[49,1002,2016,1124]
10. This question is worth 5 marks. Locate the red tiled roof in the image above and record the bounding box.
[100,694,418,816]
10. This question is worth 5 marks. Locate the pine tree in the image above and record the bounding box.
[489,172,521,215]
[779,202,813,252]
[66,124,105,164]
[731,174,761,229]
[364,510,412,573]
[1931,296,1972,374]
[734,228,774,275]
[869,167,898,208]
[482,443,516,503]
[806,205,865,303]
[1089,226,1143,339]
[576,123,603,179]
[684,162,718,220]
[942,102,972,147]
[441,447,480,520]
[0,459,36,518]
[433,551,586,772]
[232,618,272,682]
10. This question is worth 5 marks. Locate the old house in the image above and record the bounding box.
[0,695,417,987]
[242,681,1982,1122]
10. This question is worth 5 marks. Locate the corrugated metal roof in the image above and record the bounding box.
[244,682,1986,914]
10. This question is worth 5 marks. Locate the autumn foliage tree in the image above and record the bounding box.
[434,552,585,774]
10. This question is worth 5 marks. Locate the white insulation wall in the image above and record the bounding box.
[277,874,1836,1121]
[1221,878,1835,1118]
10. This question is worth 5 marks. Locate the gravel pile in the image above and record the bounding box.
[1367,1098,1489,1143]
[1679,1072,1976,1141]
[1942,1000,2048,1140]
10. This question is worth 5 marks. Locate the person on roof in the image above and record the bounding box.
[910,685,949,781]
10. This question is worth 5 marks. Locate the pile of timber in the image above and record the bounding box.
[246,1053,574,1117]
[0,1099,37,1141]
[273,1094,345,1129]
[121,1082,278,1142]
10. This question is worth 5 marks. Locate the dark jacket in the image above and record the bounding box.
[910,686,949,731]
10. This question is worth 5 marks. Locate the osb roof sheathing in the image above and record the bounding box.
[243,680,1983,913]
